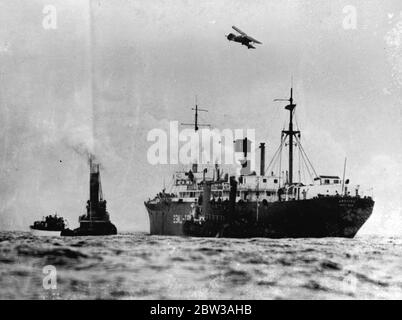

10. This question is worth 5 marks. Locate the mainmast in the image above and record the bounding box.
[275,87,300,184]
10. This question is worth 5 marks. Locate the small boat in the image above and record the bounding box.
[30,213,67,236]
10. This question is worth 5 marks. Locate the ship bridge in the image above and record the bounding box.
[314,175,341,185]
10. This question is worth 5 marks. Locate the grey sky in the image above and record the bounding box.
[0,0,401,235]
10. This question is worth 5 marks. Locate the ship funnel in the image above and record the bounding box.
[259,142,265,176]
[229,176,237,221]
[215,163,220,181]
[88,155,108,221]
[89,158,102,219]
[202,182,211,218]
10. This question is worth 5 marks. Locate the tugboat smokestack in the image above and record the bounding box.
[89,162,100,217]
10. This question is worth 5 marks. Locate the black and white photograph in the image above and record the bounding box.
[0,0,401,304]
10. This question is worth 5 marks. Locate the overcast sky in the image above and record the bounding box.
[0,0,401,235]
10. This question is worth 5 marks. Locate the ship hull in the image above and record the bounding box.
[146,201,193,236]
[145,197,374,238]
[30,228,61,237]
[61,221,117,236]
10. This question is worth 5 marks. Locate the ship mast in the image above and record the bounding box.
[266,86,318,186]
[181,97,210,173]
[274,87,300,184]
[181,96,210,132]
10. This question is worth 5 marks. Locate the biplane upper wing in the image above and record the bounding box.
[232,26,247,36]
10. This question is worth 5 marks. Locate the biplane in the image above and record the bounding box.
[226,26,262,49]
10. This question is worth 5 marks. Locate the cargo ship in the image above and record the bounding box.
[144,88,374,238]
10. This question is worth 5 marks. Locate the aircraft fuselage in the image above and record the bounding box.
[226,33,255,49]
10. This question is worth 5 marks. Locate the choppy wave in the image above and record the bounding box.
[0,232,401,299]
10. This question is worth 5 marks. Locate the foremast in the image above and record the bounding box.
[181,97,210,174]
[275,87,300,184]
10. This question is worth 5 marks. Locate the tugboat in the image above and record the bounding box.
[144,88,375,238]
[30,213,66,236]
[61,156,117,236]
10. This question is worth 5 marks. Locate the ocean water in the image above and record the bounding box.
[0,231,401,300]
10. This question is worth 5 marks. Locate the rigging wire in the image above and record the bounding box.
[264,137,284,175]
[298,144,302,183]
[295,135,317,180]
[301,154,307,184]
[278,136,284,187]
[295,135,318,178]
[298,147,314,181]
